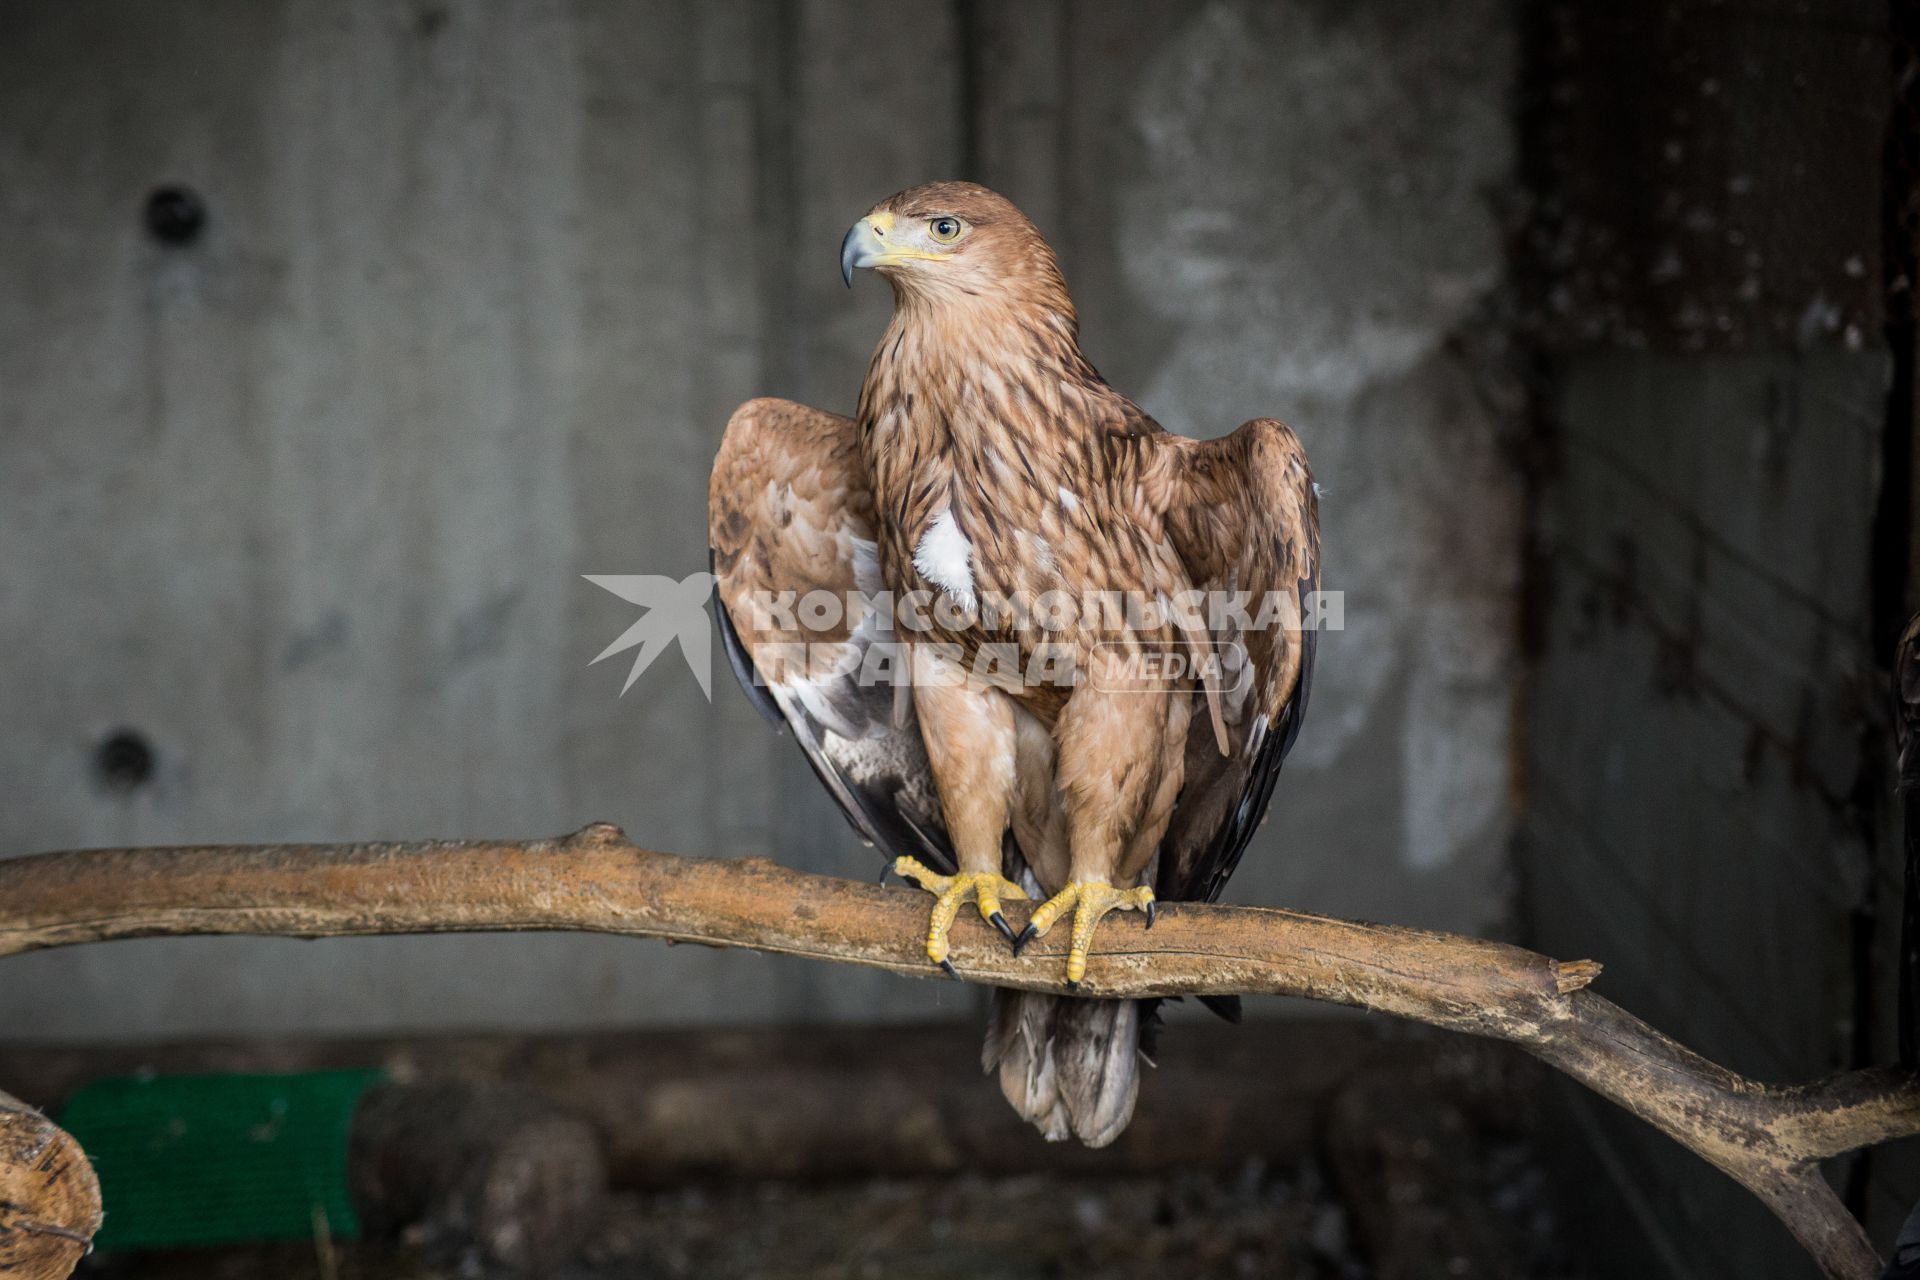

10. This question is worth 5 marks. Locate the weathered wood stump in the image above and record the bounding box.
[0,1090,100,1280]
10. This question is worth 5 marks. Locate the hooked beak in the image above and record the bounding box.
[840,214,889,288]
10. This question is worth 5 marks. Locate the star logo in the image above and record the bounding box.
[584,572,717,699]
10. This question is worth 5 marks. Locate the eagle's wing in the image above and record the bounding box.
[709,398,955,873]
[1154,417,1320,905]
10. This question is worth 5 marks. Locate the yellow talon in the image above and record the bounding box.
[891,856,1029,971]
[1013,879,1156,987]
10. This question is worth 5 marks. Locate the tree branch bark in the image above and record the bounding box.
[0,822,1909,1279]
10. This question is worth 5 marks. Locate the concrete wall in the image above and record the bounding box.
[1520,2,1897,1275]
[0,0,1521,1039]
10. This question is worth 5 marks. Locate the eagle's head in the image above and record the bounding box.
[840,182,1069,314]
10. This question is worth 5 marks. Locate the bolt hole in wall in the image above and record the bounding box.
[92,729,155,795]
[141,185,206,247]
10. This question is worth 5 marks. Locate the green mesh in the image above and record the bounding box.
[59,1069,384,1251]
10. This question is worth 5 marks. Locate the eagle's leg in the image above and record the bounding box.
[1012,879,1155,987]
[900,646,1026,974]
[1011,679,1187,987]
[892,856,1029,973]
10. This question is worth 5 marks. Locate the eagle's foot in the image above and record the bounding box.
[891,856,1030,973]
[1011,879,1156,989]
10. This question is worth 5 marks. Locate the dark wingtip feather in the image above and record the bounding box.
[709,547,786,730]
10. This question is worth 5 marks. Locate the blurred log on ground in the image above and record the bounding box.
[351,1081,607,1271]
[0,1089,100,1280]
[0,824,1914,1278]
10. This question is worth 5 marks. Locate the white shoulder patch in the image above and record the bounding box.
[913,508,976,610]
[1057,486,1080,513]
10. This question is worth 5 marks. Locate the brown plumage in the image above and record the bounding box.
[709,182,1318,1146]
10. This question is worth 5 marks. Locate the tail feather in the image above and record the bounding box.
[984,990,1141,1147]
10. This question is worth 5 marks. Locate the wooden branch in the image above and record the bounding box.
[0,823,1911,1279]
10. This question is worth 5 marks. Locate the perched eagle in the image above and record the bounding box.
[709,182,1318,1146]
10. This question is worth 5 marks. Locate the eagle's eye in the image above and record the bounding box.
[929,217,962,243]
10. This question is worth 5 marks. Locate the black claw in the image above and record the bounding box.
[1065,977,1080,992]
[989,911,1016,944]
[939,958,958,979]
[1146,900,1157,929]
[877,864,891,886]
[1011,924,1038,957]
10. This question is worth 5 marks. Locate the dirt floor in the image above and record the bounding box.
[79,1152,1574,1280]
[581,1165,1353,1280]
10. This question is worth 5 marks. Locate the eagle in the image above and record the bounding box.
[708,182,1318,1146]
